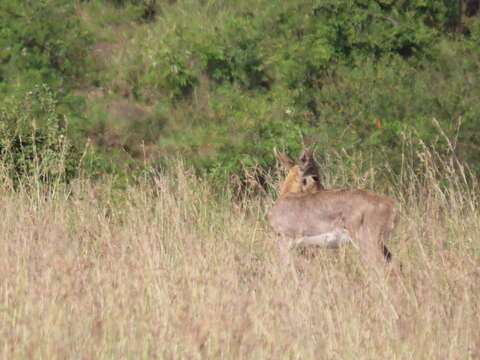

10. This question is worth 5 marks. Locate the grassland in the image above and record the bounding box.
[1,147,478,359]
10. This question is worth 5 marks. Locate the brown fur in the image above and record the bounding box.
[270,150,399,267]
[276,149,323,195]
[298,149,324,191]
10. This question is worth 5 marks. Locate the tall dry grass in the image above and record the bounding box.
[0,149,479,359]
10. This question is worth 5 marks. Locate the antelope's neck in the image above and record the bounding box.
[279,165,302,196]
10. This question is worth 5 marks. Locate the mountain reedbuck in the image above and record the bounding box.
[268,149,400,268]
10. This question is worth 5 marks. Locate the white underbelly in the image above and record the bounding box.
[293,228,354,249]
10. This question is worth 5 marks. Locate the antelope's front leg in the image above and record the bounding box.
[277,235,295,267]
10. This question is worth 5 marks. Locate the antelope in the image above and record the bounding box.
[269,149,399,268]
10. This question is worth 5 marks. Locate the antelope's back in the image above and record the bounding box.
[269,189,394,237]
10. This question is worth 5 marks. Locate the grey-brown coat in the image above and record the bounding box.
[269,150,399,265]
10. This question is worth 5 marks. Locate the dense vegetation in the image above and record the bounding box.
[1,0,480,184]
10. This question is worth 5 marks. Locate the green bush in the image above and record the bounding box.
[197,15,271,89]
[0,85,82,185]
[99,0,158,21]
[0,0,93,93]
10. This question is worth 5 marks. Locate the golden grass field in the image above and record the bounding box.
[0,149,479,359]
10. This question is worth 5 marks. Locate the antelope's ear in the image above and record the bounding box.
[274,148,295,170]
[298,149,315,166]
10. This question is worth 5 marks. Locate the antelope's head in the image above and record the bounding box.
[275,149,323,197]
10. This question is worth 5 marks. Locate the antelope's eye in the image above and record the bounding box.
[312,175,319,182]
[302,178,307,186]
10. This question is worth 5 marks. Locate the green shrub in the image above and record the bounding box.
[197,15,271,89]
[99,0,158,21]
[149,46,198,99]
[0,85,82,185]
[0,0,93,93]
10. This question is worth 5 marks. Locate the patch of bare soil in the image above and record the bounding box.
[91,42,122,62]
[104,101,152,122]
[89,101,157,157]
[73,87,105,101]
[89,130,122,149]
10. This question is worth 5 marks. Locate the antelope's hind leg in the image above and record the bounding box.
[276,235,316,280]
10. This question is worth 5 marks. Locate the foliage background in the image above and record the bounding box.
[1,0,480,183]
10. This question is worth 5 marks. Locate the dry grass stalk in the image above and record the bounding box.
[0,155,478,359]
